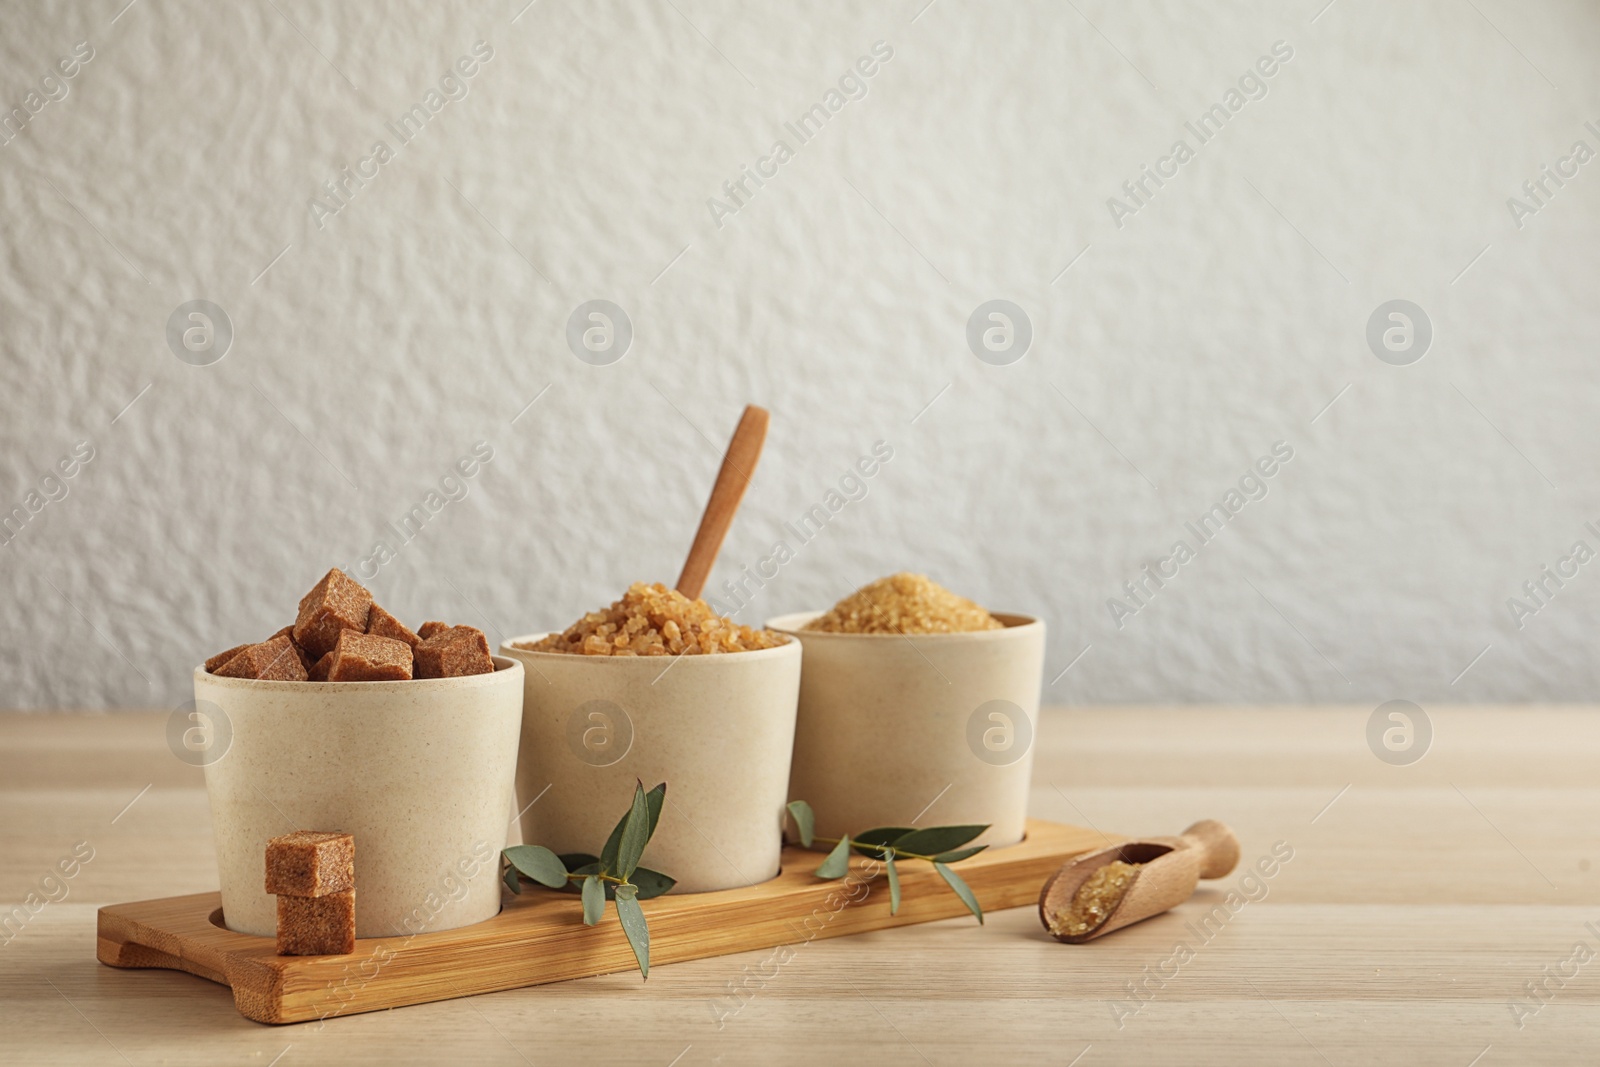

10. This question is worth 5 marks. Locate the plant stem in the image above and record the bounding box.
[567,871,629,886]
[809,835,941,864]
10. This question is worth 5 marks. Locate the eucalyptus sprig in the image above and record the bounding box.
[502,780,673,978]
[786,800,988,923]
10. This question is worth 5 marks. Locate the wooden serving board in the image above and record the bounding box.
[97,819,1113,1024]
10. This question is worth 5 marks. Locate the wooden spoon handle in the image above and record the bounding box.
[675,405,770,601]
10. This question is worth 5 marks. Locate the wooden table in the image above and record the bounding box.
[2,707,1595,1065]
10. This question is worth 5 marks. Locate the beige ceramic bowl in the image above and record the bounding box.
[500,635,801,893]
[194,657,524,938]
[767,612,1045,849]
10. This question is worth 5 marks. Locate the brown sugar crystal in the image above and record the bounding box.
[417,620,451,640]
[1050,860,1141,939]
[265,830,355,896]
[413,626,494,678]
[292,568,373,659]
[366,603,421,648]
[213,634,309,681]
[516,582,784,657]
[325,630,413,682]
[803,573,1003,635]
[276,890,356,955]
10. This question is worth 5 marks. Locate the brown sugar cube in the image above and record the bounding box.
[276,890,356,955]
[413,626,494,679]
[309,651,333,681]
[326,630,413,682]
[417,620,451,640]
[292,568,373,659]
[204,643,252,674]
[366,603,420,648]
[265,830,355,896]
[213,634,309,681]
[269,626,316,672]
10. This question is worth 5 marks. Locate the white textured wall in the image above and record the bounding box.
[2,0,1598,710]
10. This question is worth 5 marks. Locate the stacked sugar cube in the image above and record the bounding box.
[204,568,494,682]
[266,831,356,955]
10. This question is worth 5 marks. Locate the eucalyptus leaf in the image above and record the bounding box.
[890,825,988,858]
[558,852,600,870]
[581,874,605,926]
[615,781,652,879]
[815,835,852,879]
[502,863,522,896]
[885,852,901,916]
[786,800,815,848]
[628,866,677,900]
[614,884,650,979]
[503,844,569,889]
[600,782,666,873]
[557,861,602,894]
[931,845,988,864]
[851,827,914,858]
[934,862,983,924]
[560,862,675,900]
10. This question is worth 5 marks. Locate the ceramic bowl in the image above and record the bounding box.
[766,612,1045,848]
[500,636,801,893]
[193,657,524,938]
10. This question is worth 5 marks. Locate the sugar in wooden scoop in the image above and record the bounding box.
[1049,860,1142,938]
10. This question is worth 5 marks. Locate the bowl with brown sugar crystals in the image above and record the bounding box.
[501,583,799,893]
[769,573,1044,850]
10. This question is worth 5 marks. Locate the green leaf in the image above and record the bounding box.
[934,862,983,924]
[558,852,599,870]
[932,845,988,864]
[581,874,605,926]
[556,861,602,894]
[786,800,815,848]
[815,835,852,879]
[614,884,650,979]
[503,863,522,895]
[628,866,677,900]
[600,782,666,873]
[885,852,901,916]
[502,845,569,889]
[562,862,676,901]
[614,781,652,880]
[851,827,913,858]
[890,825,988,858]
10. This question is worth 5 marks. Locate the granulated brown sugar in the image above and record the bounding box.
[1049,860,1140,938]
[803,573,1003,634]
[517,582,784,657]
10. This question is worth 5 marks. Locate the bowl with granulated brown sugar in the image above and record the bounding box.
[769,573,1044,850]
[501,583,800,893]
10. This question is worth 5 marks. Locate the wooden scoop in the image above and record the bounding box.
[1039,819,1240,943]
[675,404,770,600]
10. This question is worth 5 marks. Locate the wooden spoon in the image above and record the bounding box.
[1038,819,1240,944]
[675,404,770,600]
